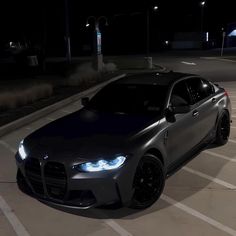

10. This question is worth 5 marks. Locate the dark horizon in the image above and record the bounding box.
[0,0,235,55]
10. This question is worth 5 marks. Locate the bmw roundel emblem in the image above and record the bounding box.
[43,155,49,160]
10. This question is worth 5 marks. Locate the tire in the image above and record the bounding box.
[215,111,230,145]
[129,154,165,209]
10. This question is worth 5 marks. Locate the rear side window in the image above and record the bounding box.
[201,79,215,96]
[186,78,209,103]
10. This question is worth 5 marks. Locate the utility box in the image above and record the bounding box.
[144,57,153,69]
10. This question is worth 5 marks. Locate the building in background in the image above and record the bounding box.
[227,22,236,47]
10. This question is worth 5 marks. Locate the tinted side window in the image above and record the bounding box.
[201,79,215,96]
[170,80,192,106]
[186,78,208,103]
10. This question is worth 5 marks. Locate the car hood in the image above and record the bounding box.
[25,109,161,160]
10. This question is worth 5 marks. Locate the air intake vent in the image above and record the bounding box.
[44,162,67,199]
[25,158,44,195]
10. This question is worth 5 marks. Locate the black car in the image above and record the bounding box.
[15,72,231,209]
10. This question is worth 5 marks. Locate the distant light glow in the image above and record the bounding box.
[153,6,158,10]
[165,40,169,45]
[86,23,90,27]
[206,32,209,42]
[9,41,17,49]
[201,1,206,6]
[229,29,236,37]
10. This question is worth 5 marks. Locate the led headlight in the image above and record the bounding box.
[18,140,27,160]
[78,156,126,172]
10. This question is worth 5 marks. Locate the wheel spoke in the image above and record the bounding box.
[133,158,164,205]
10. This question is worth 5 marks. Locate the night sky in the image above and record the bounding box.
[0,0,235,55]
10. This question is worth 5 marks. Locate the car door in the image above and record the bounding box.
[165,79,199,166]
[185,77,219,144]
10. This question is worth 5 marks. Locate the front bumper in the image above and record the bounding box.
[15,152,136,209]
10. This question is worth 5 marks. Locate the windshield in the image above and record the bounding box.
[87,83,168,115]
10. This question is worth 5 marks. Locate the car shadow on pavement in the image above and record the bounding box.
[41,199,170,220]
[39,142,234,220]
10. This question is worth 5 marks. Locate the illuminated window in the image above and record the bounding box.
[229,29,236,37]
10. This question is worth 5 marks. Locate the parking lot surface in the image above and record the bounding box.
[0,81,236,236]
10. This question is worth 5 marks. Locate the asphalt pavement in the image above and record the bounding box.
[0,81,236,236]
[1,52,236,236]
[151,53,236,82]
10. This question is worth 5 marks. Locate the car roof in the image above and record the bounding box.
[115,71,195,86]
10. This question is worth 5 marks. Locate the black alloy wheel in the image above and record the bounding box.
[129,154,165,209]
[215,111,230,145]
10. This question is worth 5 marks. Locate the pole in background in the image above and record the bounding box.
[200,1,206,47]
[146,8,150,58]
[64,0,71,63]
[145,8,153,69]
[93,22,103,71]
[86,16,107,71]
[145,5,158,69]
[221,31,226,57]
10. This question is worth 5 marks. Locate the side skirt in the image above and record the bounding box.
[166,130,215,178]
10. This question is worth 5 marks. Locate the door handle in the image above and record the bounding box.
[212,98,217,103]
[192,110,199,117]
[164,131,168,145]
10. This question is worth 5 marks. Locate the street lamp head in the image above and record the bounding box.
[200,1,206,6]
[153,5,159,11]
[86,23,90,27]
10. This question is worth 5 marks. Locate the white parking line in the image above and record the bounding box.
[183,167,236,189]
[181,61,197,65]
[104,220,133,236]
[204,150,236,163]
[229,139,236,144]
[0,195,31,236]
[25,127,33,131]
[46,117,55,121]
[0,140,17,153]
[61,109,71,114]
[162,194,236,236]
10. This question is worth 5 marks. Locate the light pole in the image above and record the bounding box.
[64,0,71,63]
[200,1,206,46]
[221,28,226,57]
[86,16,108,71]
[146,5,158,69]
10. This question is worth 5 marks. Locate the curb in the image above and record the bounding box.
[119,64,167,74]
[153,63,167,72]
[0,73,126,138]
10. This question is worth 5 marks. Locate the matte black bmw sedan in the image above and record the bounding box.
[15,72,231,209]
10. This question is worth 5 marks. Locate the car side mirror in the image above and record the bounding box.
[164,105,190,123]
[164,108,176,123]
[81,97,89,107]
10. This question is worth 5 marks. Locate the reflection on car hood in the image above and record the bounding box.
[25,109,161,158]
